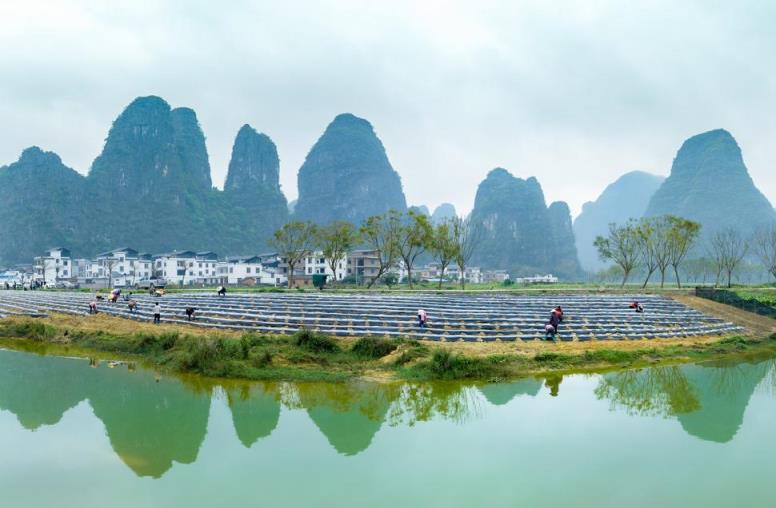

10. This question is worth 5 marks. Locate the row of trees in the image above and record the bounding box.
[270,210,481,289]
[594,215,701,287]
[595,217,776,288]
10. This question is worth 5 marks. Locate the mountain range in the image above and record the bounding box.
[1,96,774,279]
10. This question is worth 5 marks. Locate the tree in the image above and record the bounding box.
[708,229,748,288]
[317,221,359,285]
[360,210,402,288]
[104,257,118,289]
[594,220,641,287]
[451,215,481,290]
[753,224,776,282]
[381,272,398,288]
[270,221,318,288]
[396,210,433,289]
[635,217,668,288]
[429,219,459,289]
[665,215,701,288]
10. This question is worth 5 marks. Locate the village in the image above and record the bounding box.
[0,247,539,289]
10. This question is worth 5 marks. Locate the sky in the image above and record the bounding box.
[2,0,776,218]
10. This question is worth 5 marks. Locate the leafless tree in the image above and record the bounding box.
[753,224,776,282]
[708,229,749,288]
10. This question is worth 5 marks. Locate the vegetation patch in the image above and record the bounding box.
[1,315,775,383]
[351,337,399,359]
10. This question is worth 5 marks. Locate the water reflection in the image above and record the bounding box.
[0,348,773,480]
[595,358,772,443]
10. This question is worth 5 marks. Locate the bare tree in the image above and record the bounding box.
[104,257,118,289]
[360,210,402,288]
[452,215,481,290]
[270,221,318,288]
[753,224,776,282]
[708,229,749,288]
[594,220,641,287]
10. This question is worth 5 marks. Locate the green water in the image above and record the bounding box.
[1,349,775,507]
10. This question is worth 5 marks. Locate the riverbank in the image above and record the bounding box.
[1,312,775,382]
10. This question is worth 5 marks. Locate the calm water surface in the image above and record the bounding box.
[1,348,775,507]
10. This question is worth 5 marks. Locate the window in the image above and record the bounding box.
[229,267,233,273]
[246,267,251,274]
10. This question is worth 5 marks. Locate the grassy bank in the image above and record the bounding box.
[1,314,776,382]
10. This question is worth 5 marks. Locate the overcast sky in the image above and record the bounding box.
[2,0,776,217]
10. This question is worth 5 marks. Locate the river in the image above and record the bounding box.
[0,348,774,507]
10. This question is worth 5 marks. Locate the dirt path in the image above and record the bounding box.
[671,294,776,337]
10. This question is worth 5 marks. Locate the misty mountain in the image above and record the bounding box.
[294,113,407,225]
[470,168,581,279]
[644,129,776,238]
[573,171,664,271]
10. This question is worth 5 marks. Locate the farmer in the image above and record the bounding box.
[127,299,138,314]
[544,322,557,340]
[417,308,428,329]
[548,309,561,337]
[153,302,161,324]
[217,285,227,297]
[88,300,98,314]
[185,306,196,321]
[629,301,644,313]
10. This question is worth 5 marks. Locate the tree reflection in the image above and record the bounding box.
[387,382,482,426]
[595,366,700,417]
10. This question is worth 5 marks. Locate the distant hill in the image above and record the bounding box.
[0,96,289,264]
[573,171,664,271]
[645,129,776,239]
[294,113,407,225]
[431,203,457,224]
[470,168,581,279]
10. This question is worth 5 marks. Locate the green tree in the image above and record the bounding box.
[451,215,481,290]
[429,219,459,289]
[665,215,701,288]
[317,221,359,285]
[396,210,433,289]
[360,210,402,288]
[635,217,665,288]
[594,220,641,287]
[270,221,317,288]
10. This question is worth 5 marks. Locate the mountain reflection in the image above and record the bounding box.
[595,359,772,443]
[226,383,281,448]
[0,349,773,479]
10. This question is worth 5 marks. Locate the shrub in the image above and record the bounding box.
[252,350,273,368]
[351,337,398,359]
[425,349,491,379]
[0,320,54,340]
[179,338,221,372]
[294,329,339,353]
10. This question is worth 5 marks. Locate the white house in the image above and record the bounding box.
[153,251,221,286]
[514,274,559,284]
[224,256,266,284]
[95,248,153,286]
[304,250,347,281]
[33,247,72,285]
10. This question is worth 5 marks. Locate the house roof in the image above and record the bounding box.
[154,250,197,258]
